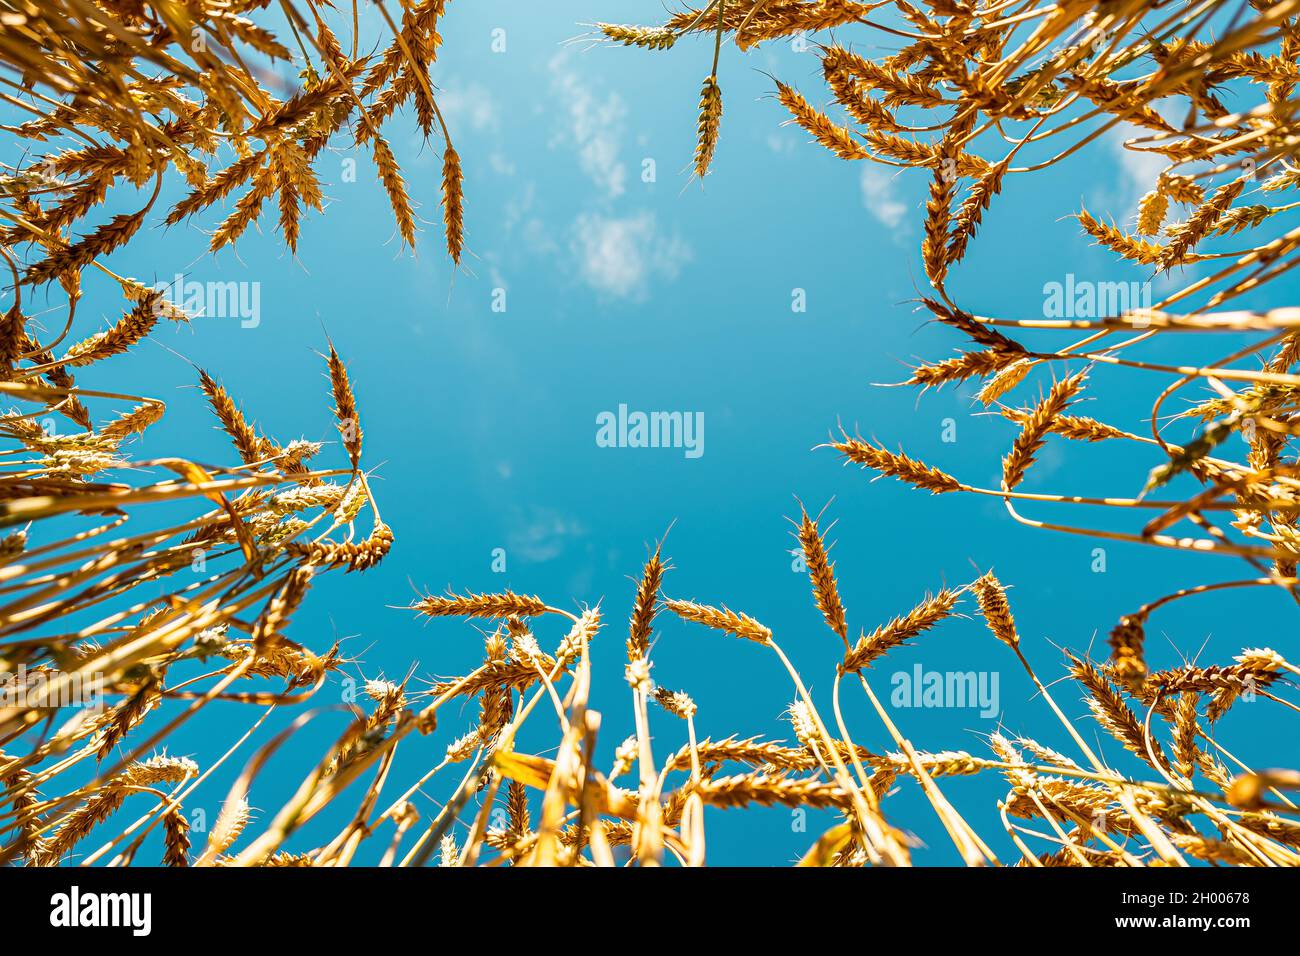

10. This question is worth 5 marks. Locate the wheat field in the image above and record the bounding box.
[0,0,1299,869]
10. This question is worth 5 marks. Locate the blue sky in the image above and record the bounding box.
[18,1,1299,865]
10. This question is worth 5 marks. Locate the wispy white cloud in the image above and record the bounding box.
[570,212,690,300]
[507,508,585,563]
[549,53,627,198]
[437,81,498,133]
[860,167,907,230]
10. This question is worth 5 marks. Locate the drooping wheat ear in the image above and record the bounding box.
[822,44,944,109]
[863,130,989,177]
[598,23,678,50]
[1068,655,1168,770]
[163,806,191,867]
[371,133,416,248]
[100,400,165,440]
[971,572,1017,648]
[62,295,159,368]
[1077,208,1163,265]
[198,368,274,465]
[441,143,464,263]
[695,75,723,179]
[96,679,161,762]
[662,598,772,643]
[288,520,393,572]
[477,631,516,746]
[412,589,550,620]
[905,347,1022,390]
[25,207,149,286]
[1161,179,1246,269]
[1107,614,1148,689]
[209,167,277,253]
[822,56,902,130]
[40,757,196,864]
[1001,370,1086,490]
[999,406,1129,443]
[922,164,955,285]
[627,545,664,662]
[775,80,869,160]
[977,358,1032,406]
[326,344,362,469]
[827,430,963,494]
[922,298,1024,353]
[947,158,1009,265]
[842,587,959,672]
[795,508,846,640]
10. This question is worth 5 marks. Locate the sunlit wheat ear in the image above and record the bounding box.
[694,75,723,179]
[598,23,678,49]
[1077,208,1163,265]
[100,400,165,440]
[662,599,772,643]
[826,430,962,494]
[62,294,159,367]
[25,207,150,285]
[841,588,959,672]
[946,159,1008,265]
[412,590,550,619]
[209,796,251,856]
[794,509,846,641]
[371,133,416,248]
[976,358,1031,406]
[441,143,464,263]
[999,406,1129,443]
[1171,693,1201,781]
[1145,650,1286,721]
[922,164,954,286]
[198,368,275,464]
[1137,187,1169,237]
[775,80,869,160]
[921,298,1023,353]
[971,572,1017,649]
[326,344,362,470]
[1068,655,1169,771]
[1161,179,1245,269]
[1001,371,1087,491]
[39,757,197,865]
[627,545,664,663]
[905,347,1021,390]
[652,686,697,718]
